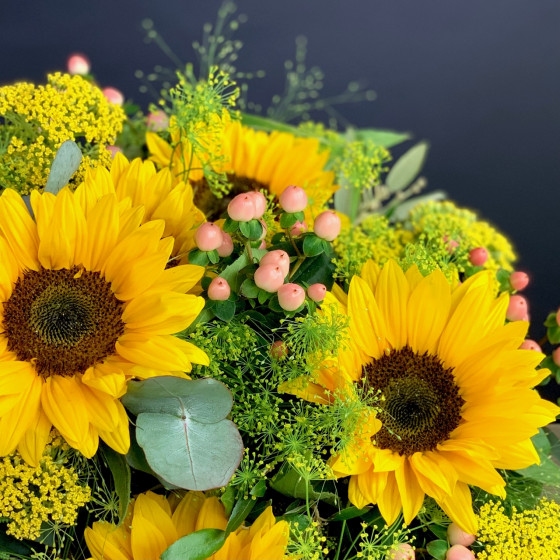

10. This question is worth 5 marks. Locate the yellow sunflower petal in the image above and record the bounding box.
[171,492,206,538]
[395,460,425,525]
[85,522,133,560]
[17,410,52,467]
[97,401,130,455]
[377,472,403,526]
[438,481,478,535]
[195,497,228,531]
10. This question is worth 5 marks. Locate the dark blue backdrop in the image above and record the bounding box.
[2,1,560,376]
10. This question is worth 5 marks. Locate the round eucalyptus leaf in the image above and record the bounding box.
[45,140,82,194]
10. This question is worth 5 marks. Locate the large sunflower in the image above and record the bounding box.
[0,187,208,464]
[79,153,205,266]
[147,120,338,221]
[283,260,559,533]
[85,490,290,560]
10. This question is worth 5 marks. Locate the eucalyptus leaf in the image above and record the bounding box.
[386,141,429,193]
[354,127,411,148]
[388,190,446,222]
[161,528,226,560]
[100,443,131,525]
[45,140,82,194]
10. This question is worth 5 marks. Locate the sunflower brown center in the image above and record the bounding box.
[363,346,464,456]
[2,267,125,378]
[191,174,268,221]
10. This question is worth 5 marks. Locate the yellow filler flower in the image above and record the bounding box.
[85,490,290,560]
[147,120,338,221]
[0,188,208,464]
[285,260,559,534]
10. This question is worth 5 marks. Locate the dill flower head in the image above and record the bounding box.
[0,187,208,463]
[85,490,290,560]
[283,259,559,534]
[476,498,560,559]
[0,72,125,193]
[0,438,90,541]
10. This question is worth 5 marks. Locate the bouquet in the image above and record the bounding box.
[0,4,559,559]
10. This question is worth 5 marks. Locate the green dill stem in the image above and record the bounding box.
[334,520,347,560]
[305,476,312,520]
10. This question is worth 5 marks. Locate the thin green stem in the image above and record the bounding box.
[334,519,347,560]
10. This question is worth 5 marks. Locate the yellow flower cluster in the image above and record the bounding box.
[0,443,91,540]
[476,498,560,559]
[0,72,125,193]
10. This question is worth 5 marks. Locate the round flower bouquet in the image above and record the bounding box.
[1,5,559,560]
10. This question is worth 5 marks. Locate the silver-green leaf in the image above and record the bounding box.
[386,141,429,193]
[45,140,82,194]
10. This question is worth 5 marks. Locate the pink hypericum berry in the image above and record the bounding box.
[208,278,231,301]
[510,271,529,291]
[552,347,560,367]
[278,283,306,311]
[146,110,169,132]
[102,87,125,106]
[106,145,123,158]
[290,220,307,236]
[195,222,223,252]
[447,523,476,547]
[279,185,308,213]
[307,283,327,302]
[227,193,256,222]
[446,544,474,560]
[313,211,342,241]
[217,232,234,257]
[468,247,488,267]
[247,191,267,219]
[67,53,90,75]
[506,294,528,322]
[386,543,415,560]
[270,340,288,360]
[260,250,290,278]
[254,265,285,293]
[520,339,542,352]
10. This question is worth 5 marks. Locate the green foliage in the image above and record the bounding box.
[162,529,226,560]
[98,444,130,526]
[44,141,82,195]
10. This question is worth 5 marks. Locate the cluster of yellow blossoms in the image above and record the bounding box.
[0,439,90,540]
[0,72,125,193]
[476,498,560,559]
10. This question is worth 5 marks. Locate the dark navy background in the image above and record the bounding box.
[2,1,560,399]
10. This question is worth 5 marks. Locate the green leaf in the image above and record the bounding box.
[302,234,325,257]
[241,278,259,298]
[207,249,219,264]
[544,312,558,328]
[45,140,82,194]
[257,288,271,304]
[268,295,284,313]
[328,506,370,521]
[239,219,263,240]
[213,299,235,322]
[429,524,448,540]
[386,141,429,193]
[161,528,226,560]
[221,486,236,517]
[0,530,33,555]
[291,251,336,289]
[225,498,256,536]
[100,444,131,525]
[122,377,243,490]
[426,539,448,560]
[388,190,446,222]
[223,217,239,234]
[241,113,298,134]
[354,127,411,148]
[188,249,209,266]
[516,428,560,485]
[547,322,560,344]
[250,479,267,497]
[280,212,299,229]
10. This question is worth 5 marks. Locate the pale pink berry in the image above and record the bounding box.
[270,340,288,360]
[227,193,256,222]
[386,543,415,560]
[520,339,542,352]
[290,220,307,236]
[254,265,285,293]
[446,239,459,253]
[106,145,123,158]
[446,544,474,560]
[195,222,223,252]
[313,211,341,241]
[468,247,488,266]
[308,283,327,302]
[217,232,234,257]
[553,347,560,367]
[260,250,290,278]
[247,191,267,219]
[506,294,528,322]
[279,185,308,213]
[208,278,230,301]
[447,523,476,547]
[278,283,305,311]
[146,110,169,132]
[510,271,529,291]
[102,87,125,106]
[67,53,90,75]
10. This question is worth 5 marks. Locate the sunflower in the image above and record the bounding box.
[147,120,338,221]
[85,490,290,560]
[282,260,559,534]
[0,187,208,464]
[78,153,205,266]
